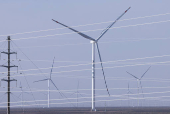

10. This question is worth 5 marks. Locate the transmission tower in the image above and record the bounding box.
[0,36,18,114]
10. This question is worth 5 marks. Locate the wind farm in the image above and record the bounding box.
[1,1,170,114]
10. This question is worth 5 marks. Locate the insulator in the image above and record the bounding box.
[16,53,17,59]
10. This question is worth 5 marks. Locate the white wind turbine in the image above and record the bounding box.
[18,82,32,113]
[34,57,58,108]
[126,66,151,107]
[127,82,133,107]
[70,80,84,107]
[52,7,131,111]
[19,82,25,113]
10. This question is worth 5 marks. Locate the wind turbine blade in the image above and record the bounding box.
[52,19,95,41]
[50,57,55,79]
[77,91,84,98]
[96,42,110,96]
[69,92,76,97]
[127,83,133,94]
[141,66,151,79]
[18,93,22,98]
[49,57,76,107]
[33,79,48,83]
[39,92,48,96]
[129,91,133,94]
[24,92,32,95]
[126,71,139,79]
[96,7,131,41]
[139,80,145,98]
[50,79,76,107]
[50,80,62,95]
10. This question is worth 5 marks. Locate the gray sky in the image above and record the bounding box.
[0,0,170,107]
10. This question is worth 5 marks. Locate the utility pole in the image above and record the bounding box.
[0,36,17,114]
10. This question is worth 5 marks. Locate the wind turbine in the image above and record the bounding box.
[127,82,133,107]
[19,82,24,112]
[52,7,131,111]
[18,82,31,113]
[70,80,85,107]
[34,57,58,108]
[126,66,151,106]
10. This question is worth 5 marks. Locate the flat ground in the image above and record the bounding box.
[1,107,170,114]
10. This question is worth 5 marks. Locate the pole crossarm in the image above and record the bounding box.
[1,78,17,88]
[0,65,18,68]
[1,51,17,55]
[1,79,17,82]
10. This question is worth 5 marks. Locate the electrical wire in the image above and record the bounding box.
[10,20,170,42]
[7,37,170,49]
[18,61,42,112]
[0,12,170,37]
[2,85,170,93]
[0,54,170,74]
[1,60,170,79]
[0,19,169,44]
[11,53,170,63]
[1,91,170,107]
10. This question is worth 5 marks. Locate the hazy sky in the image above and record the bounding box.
[0,0,170,108]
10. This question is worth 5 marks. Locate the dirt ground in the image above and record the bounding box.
[1,107,170,114]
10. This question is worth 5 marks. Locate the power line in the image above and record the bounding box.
[2,75,170,92]
[11,40,48,79]
[0,12,170,37]
[0,54,170,74]
[0,96,168,108]
[11,20,170,42]
[54,74,170,83]
[0,19,169,44]
[7,37,170,49]
[1,90,170,107]
[18,61,41,111]
[11,41,76,107]
[1,85,170,93]
[1,60,170,79]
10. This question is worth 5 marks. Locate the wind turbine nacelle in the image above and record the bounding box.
[90,41,95,44]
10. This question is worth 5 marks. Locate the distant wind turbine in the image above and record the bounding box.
[126,66,151,106]
[34,57,61,108]
[18,82,31,113]
[70,80,84,107]
[52,7,131,111]
[127,82,133,107]
[19,82,24,113]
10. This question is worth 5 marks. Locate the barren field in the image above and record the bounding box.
[1,107,170,114]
